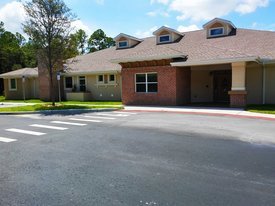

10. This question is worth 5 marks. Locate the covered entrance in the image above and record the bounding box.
[213,70,231,103]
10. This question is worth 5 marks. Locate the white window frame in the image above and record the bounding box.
[209,27,224,37]
[135,72,158,93]
[158,34,172,43]
[118,40,129,48]
[9,78,17,91]
[108,74,116,83]
[97,75,104,84]
[78,76,86,91]
[64,76,74,89]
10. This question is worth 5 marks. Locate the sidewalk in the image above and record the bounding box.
[124,106,275,121]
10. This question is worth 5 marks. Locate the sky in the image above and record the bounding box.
[0,0,274,39]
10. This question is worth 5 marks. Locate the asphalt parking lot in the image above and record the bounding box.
[0,111,275,206]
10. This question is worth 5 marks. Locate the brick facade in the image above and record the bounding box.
[228,91,247,107]
[122,65,191,106]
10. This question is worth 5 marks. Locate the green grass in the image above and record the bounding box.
[246,104,275,115]
[0,103,123,112]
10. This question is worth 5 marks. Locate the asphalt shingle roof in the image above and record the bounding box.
[0,67,38,78]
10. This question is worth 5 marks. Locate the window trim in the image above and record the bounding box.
[64,76,74,89]
[9,78,17,91]
[109,74,116,83]
[118,40,129,48]
[135,72,158,93]
[97,75,104,84]
[158,34,172,43]
[78,76,86,92]
[209,27,224,37]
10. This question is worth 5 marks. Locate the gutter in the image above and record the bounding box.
[170,56,260,67]
[110,54,186,63]
[62,70,121,76]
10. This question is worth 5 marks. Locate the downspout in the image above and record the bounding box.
[262,61,266,105]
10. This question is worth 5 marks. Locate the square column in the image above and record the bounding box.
[229,62,247,107]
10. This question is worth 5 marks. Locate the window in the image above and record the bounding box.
[136,73,158,93]
[209,27,224,36]
[98,75,104,83]
[9,79,17,91]
[65,77,73,89]
[159,35,171,43]
[79,76,86,92]
[118,41,128,48]
[109,74,115,82]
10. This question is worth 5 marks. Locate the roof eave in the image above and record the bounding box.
[171,56,260,67]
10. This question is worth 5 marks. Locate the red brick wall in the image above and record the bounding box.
[122,66,191,106]
[229,93,247,107]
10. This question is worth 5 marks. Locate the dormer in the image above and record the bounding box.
[114,33,143,49]
[203,18,236,38]
[153,26,184,45]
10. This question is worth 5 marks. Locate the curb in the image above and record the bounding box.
[123,109,275,121]
[0,108,119,115]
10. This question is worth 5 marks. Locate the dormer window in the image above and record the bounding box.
[118,41,128,48]
[159,34,171,43]
[114,33,143,49]
[209,27,224,37]
[153,26,184,45]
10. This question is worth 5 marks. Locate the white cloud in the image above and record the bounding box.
[135,26,159,38]
[177,24,200,32]
[0,1,26,34]
[71,20,94,35]
[150,0,170,5]
[147,10,169,17]
[169,0,269,22]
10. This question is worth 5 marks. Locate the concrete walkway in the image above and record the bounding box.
[124,106,275,121]
[0,102,36,108]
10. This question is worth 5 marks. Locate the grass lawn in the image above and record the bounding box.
[246,104,275,115]
[0,96,123,112]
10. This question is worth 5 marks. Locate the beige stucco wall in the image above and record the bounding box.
[231,62,246,91]
[191,70,213,103]
[246,62,263,104]
[64,73,121,101]
[265,64,275,104]
[3,77,39,100]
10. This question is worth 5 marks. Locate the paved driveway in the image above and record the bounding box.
[0,111,275,206]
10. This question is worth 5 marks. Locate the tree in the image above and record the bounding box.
[23,0,76,106]
[87,29,115,53]
[74,29,87,55]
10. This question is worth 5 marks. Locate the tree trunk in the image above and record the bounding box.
[49,67,55,106]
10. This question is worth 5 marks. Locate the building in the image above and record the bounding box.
[1,18,275,107]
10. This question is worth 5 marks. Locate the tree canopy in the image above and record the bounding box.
[88,29,115,53]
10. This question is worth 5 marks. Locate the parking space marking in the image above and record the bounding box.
[113,111,137,115]
[51,121,87,126]
[69,118,102,123]
[83,115,116,120]
[30,124,68,130]
[95,113,129,117]
[5,128,46,136]
[14,114,42,119]
[0,137,17,143]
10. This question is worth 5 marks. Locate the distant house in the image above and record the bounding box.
[1,18,275,107]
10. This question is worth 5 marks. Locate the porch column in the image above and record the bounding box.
[228,62,247,107]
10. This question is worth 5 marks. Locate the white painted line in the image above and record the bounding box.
[15,114,42,119]
[113,111,137,115]
[5,128,46,136]
[69,118,102,123]
[0,137,17,143]
[96,113,129,117]
[83,115,116,120]
[30,124,68,131]
[51,121,87,126]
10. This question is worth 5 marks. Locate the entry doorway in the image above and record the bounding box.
[213,70,231,103]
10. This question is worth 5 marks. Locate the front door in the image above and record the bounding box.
[213,70,231,103]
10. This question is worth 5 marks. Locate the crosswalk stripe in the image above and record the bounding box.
[30,124,68,130]
[96,113,129,117]
[0,137,17,143]
[69,118,102,123]
[15,114,42,119]
[5,128,46,136]
[51,121,87,126]
[113,111,137,115]
[83,115,116,120]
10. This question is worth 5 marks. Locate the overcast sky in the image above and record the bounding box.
[0,0,274,38]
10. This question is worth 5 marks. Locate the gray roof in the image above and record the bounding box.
[0,67,38,78]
